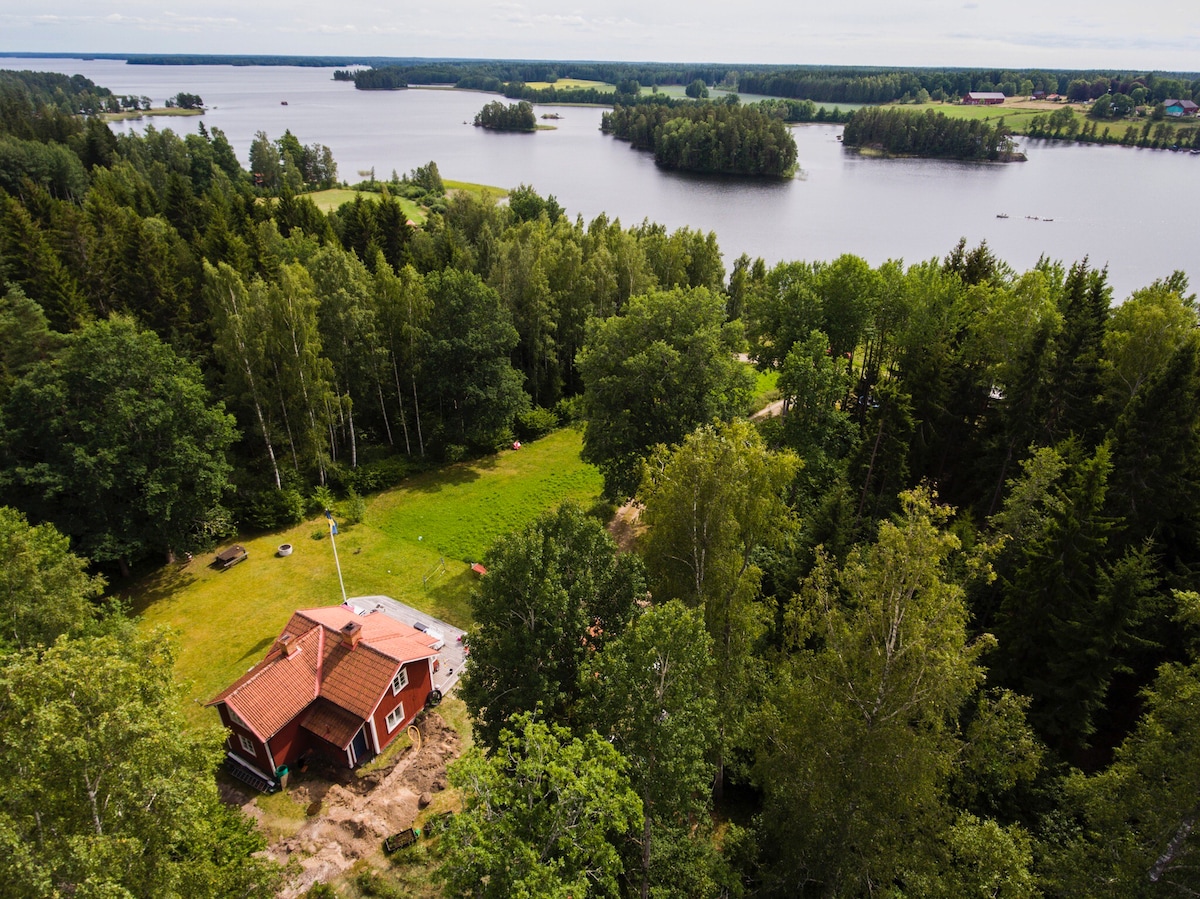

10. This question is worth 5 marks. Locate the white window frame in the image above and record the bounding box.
[391,666,408,695]
[227,705,248,729]
[238,734,256,755]
[385,703,405,733]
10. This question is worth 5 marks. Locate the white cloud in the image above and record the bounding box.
[1,0,1197,70]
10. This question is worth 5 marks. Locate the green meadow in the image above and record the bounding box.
[921,100,1056,132]
[524,78,614,92]
[123,428,602,726]
[303,188,426,221]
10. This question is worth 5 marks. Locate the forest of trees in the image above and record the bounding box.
[473,99,537,132]
[601,100,798,176]
[843,106,1023,160]
[4,67,1200,897]
[348,68,408,90]
[327,58,1200,107]
[0,69,152,117]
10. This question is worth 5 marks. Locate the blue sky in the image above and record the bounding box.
[2,1,1198,71]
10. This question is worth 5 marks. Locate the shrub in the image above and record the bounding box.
[308,485,336,515]
[442,444,469,464]
[334,455,415,495]
[340,488,367,526]
[514,406,559,441]
[553,394,585,424]
[302,883,339,898]
[237,487,305,531]
[354,870,407,898]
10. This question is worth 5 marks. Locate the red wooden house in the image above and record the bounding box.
[207,606,440,790]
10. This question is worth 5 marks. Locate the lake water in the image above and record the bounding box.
[7,56,1198,300]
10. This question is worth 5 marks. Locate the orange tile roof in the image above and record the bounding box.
[207,606,438,741]
[300,698,365,749]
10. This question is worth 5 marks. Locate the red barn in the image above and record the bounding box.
[964,92,1006,105]
[208,606,440,790]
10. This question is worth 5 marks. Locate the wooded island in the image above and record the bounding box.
[2,63,1200,898]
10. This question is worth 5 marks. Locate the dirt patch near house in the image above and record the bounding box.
[226,711,462,898]
[608,500,643,554]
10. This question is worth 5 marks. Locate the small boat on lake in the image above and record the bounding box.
[996,213,1009,219]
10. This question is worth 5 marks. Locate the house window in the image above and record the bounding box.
[391,667,408,695]
[227,705,248,729]
[238,734,256,755]
[386,703,405,732]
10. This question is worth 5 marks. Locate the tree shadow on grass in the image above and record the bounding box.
[120,566,200,615]
[406,456,499,494]
[237,634,277,665]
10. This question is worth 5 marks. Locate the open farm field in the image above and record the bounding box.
[525,78,614,91]
[924,100,1199,144]
[123,428,602,727]
[911,100,1056,131]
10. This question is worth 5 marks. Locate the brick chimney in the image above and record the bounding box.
[274,633,300,658]
[340,621,363,650]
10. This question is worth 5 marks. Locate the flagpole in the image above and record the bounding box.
[324,509,347,603]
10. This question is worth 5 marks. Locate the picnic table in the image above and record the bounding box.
[214,545,248,570]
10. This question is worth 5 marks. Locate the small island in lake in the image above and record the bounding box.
[474,100,537,132]
[842,107,1026,162]
[601,100,798,177]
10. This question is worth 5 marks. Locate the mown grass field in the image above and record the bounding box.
[99,107,203,122]
[304,188,426,221]
[524,78,614,92]
[442,179,509,200]
[123,428,602,727]
[909,100,1052,132]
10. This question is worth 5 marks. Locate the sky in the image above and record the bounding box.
[1,1,1198,72]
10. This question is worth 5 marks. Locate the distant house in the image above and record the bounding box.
[1164,99,1199,117]
[964,92,1006,105]
[207,606,441,791]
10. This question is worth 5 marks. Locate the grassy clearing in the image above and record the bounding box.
[524,78,614,92]
[917,100,1199,144]
[752,368,780,408]
[123,428,601,727]
[303,188,426,222]
[907,100,1050,132]
[442,179,508,200]
[99,107,203,122]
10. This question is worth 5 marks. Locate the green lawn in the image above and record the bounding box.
[304,188,426,222]
[752,367,780,409]
[914,101,1199,144]
[99,107,203,122]
[442,180,509,202]
[525,78,614,92]
[907,100,1051,132]
[123,428,602,727]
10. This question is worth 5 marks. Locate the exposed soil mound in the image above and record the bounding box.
[229,711,462,898]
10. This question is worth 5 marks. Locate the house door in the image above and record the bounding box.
[351,727,373,766]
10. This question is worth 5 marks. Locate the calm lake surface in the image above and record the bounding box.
[9,57,1198,300]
